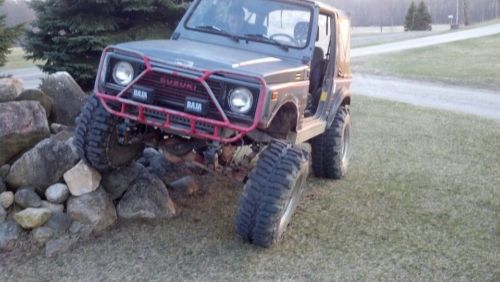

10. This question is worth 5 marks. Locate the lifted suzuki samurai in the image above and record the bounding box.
[74,0,352,247]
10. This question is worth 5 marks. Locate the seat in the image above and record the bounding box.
[309,47,325,94]
[294,22,325,94]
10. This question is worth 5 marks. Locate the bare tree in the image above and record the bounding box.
[463,0,470,25]
[497,0,500,18]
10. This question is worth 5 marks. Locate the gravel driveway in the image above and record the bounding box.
[351,73,500,121]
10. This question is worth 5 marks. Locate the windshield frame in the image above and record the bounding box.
[183,0,315,51]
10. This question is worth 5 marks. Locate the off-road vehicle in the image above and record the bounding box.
[75,0,352,247]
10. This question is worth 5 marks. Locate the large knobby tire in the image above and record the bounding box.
[311,106,351,179]
[73,96,144,173]
[235,141,310,247]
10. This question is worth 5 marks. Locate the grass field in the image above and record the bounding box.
[0,47,36,70]
[1,96,499,280]
[352,34,500,90]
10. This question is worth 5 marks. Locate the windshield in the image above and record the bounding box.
[186,0,313,49]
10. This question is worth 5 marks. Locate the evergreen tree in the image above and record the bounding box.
[414,1,432,31]
[404,2,417,31]
[23,0,189,90]
[0,0,24,67]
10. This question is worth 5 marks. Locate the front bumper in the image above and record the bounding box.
[95,46,268,143]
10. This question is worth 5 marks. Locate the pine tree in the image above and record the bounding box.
[415,1,432,31]
[23,0,188,90]
[0,0,24,67]
[404,2,417,31]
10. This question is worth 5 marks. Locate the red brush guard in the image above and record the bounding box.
[94,47,268,143]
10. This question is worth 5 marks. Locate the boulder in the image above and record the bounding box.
[0,164,10,179]
[41,201,64,213]
[45,183,70,204]
[40,72,87,126]
[0,206,5,223]
[13,208,51,229]
[0,220,21,251]
[0,191,14,209]
[45,235,78,258]
[32,226,54,245]
[15,89,53,118]
[45,212,72,235]
[50,123,68,135]
[6,136,79,192]
[0,77,23,102]
[0,180,5,193]
[67,188,116,234]
[69,221,93,238]
[169,176,200,197]
[117,173,176,220]
[102,163,147,200]
[0,101,50,166]
[137,148,177,184]
[64,160,102,196]
[14,189,42,208]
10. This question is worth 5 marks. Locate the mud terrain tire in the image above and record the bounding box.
[235,141,310,247]
[311,106,351,179]
[74,96,143,173]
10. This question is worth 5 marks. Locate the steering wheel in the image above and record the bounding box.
[270,33,299,46]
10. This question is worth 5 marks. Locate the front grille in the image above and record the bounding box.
[132,71,225,121]
[129,108,216,134]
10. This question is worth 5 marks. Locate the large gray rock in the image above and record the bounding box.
[0,191,14,209]
[50,123,68,135]
[0,220,21,251]
[0,180,5,193]
[45,183,70,204]
[0,78,23,102]
[102,163,147,200]
[13,208,51,229]
[0,206,5,223]
[6,136,79,192]
[117,173,176,220]
[15,89,54,118]
[0,164,10,179]
[64,160,102,196]
[40,72,87,126]
[0,101,50,166]
[45,212,72,235]
[41,201,64,213]
[169,176,200,197]
[69,221,93,239]
[14,189,42,208]
[137,148,177,184]
[45,235,78,258]
[67,188,116,234]
[32,226,54,245]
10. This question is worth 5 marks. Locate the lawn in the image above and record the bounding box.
[1,96,499,280]
[0,47,36,70]
[352,34,500,90]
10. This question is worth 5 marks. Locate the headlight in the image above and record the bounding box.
[228,87,253,114]
[112,61,134,86]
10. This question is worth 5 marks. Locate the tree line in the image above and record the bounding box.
[324,0,500,26]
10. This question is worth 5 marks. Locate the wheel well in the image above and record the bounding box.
[266,103,298,139]
[341,96,351,106]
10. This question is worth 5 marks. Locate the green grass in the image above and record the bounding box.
[352,30,445,48]
[1,96,499,280]
[0,47,37,70]
[353,34,500,90]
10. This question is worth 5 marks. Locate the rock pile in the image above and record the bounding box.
[0,74,199,257]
